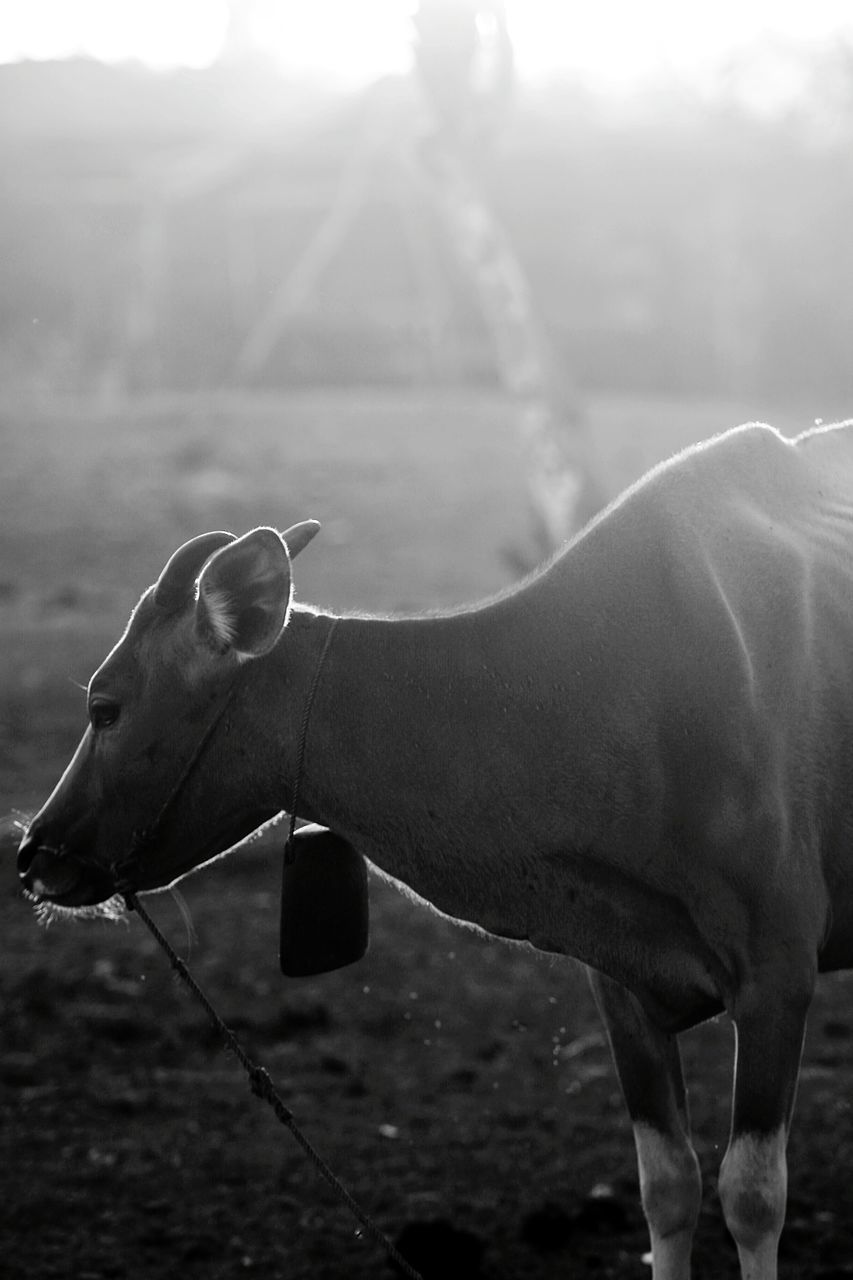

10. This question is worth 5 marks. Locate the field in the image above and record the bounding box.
[2,389,853,1280]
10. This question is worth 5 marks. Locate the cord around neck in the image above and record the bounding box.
[284,616,338,862]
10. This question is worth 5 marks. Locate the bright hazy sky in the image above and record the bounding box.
[1,0,852,96]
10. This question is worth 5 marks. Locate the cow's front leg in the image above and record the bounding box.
[589,971,701,1280]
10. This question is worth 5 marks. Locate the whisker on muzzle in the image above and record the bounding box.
[168,887,197,958]
[33,894,130,928]
[3,809,33,850]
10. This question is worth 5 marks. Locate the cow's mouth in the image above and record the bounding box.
[18,808,279,913]
[18,844,116,910]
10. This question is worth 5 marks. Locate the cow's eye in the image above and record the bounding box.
[89,699,120,731]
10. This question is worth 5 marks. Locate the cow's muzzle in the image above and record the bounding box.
[17,825,115,907]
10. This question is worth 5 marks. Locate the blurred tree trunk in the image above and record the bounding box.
[231,102,392,383]
[412,0,601,562]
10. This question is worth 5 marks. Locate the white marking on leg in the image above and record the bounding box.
[718,1128,787,1280]
[633,1122,701,1280]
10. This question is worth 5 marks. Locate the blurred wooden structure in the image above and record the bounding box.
[232,1,601,553]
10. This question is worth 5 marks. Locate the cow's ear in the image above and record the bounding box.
[281,519,321,560]
[153,531,235,612]
[195,526,292,659]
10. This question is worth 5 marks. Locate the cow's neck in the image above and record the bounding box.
[251,596,719,1025]
[276,597,583,904]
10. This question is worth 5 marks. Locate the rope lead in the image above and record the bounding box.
[124,889,423,1280]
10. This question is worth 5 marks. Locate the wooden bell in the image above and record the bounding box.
[280,824,369,977]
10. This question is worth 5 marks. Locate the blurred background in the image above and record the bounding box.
[4,7,853,1277]
[3,0,853,403]
[3,0,853,656]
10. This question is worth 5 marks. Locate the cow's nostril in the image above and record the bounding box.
[16,828,39,878]
[16,826,73,895]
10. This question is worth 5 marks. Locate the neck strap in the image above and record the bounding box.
[284,616,338,863]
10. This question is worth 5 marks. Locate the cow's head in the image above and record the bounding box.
[17,521,320,915]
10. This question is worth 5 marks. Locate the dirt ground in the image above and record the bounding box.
[2,390,853,1280]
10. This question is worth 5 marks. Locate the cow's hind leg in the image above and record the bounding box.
[718,969,813,1280]
[590,971,701,1280]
